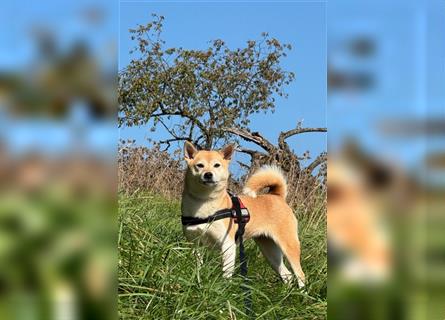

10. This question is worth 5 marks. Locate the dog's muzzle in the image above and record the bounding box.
[202,172,216,185]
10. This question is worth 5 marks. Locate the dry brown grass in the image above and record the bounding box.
[118,143,184,198]
[285,162,326,224]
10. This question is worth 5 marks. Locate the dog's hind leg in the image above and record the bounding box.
[273,233,306,288]
[255,236,293,283]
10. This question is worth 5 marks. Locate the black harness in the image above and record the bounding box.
[181,194,250,227]
[181,192,253,316]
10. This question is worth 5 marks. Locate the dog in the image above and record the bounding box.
[181,141,305,287]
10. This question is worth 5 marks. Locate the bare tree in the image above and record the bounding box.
[225,122,326,176]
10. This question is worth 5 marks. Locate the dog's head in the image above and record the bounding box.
[183,141,235,190]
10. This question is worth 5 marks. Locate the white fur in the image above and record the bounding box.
[255,164,287,181]
[221,240,236,278]
[243,165,287,198]
[242,187,257,198]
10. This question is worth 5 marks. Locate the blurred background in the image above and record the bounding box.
[328,0,445,319]
[2,0,444,319]
[0,1,116,319]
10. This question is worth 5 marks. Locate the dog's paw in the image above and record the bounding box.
[298,280,306,290]
[222,273,234,280]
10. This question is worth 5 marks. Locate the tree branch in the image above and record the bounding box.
[305,152,327,174]
[236,146,267,157]
[278,126,327,154]
[151,111,182,117]
[158,137,190,151]
[157,117,181,140]
[151,109,208,140]
[224,127,276,153]
[236,160,251,171]
[280,127,327,141]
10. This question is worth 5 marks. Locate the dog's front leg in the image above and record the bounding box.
[221,240,236,278]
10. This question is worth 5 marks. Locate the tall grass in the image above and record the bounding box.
[118,193,326,319]
[118,144,326,318]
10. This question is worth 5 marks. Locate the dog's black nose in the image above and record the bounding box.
[204,172,213,180]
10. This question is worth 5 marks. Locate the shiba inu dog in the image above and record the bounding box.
[181,141,305,287]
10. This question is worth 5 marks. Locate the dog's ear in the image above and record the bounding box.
[220,144,235,160]
[184,141,198,160]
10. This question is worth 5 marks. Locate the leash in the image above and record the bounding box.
[181,192,253,317]
[230,195,254,318]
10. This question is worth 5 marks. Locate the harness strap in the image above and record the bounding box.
[230,195,253,317]
[181,194,250,226]
[231,196,247,269]
[181,209,232,226]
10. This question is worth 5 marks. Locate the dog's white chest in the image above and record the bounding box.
[183,221,229,247]
[181,192,232,247]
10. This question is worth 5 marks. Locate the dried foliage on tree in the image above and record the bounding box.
[119,14,295,149]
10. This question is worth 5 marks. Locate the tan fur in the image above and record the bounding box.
[243,165,287,199]
[181,143,305,286]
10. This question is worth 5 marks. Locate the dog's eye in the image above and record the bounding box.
[214,163,221,168]
[196,163,205,168]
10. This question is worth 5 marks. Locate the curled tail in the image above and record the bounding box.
[243,165,287,199]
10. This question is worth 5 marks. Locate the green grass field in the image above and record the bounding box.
[118,193,326,319]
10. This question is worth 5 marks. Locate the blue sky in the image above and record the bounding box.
[119,1,327,172]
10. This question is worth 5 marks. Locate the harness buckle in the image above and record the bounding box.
[232,208,250,224]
